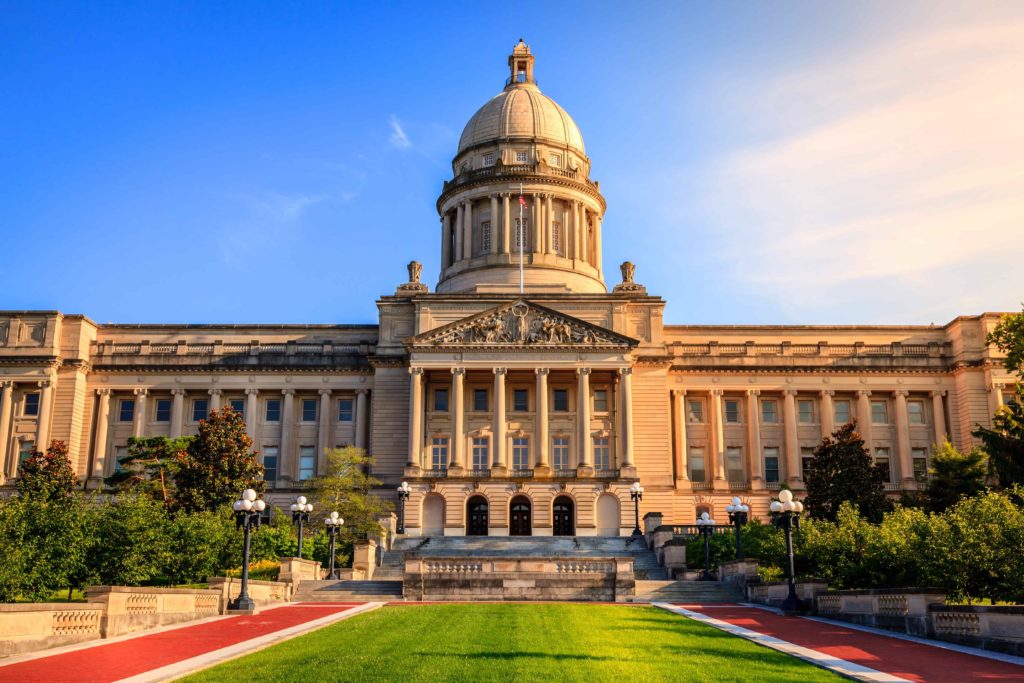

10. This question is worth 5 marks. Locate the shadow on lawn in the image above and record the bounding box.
[414,651,616,662]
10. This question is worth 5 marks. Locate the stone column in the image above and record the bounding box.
[532,195,542,252]
[993,383,1005,408]
[408,368,424,469]
[819,390,835,440]
[894,390,913,485]
[857,390,874,452]
[208,388,222,412]
[535,368,549,471]
[244,388,259,441]
[0,382,13,480]
[132,388,148,439]
[593,213,603,276]
[783,389,800,485]
[280,389,295,480]
[170,388,186,438]
[317,389,333,471]
[91,388,111,479]
[502,194,511,253]
[672,389,689,486]
[619,368,634,469]
[355,389,370,450]
[710,389,726,486]
[454,203,464,261]
[931,390,947,444]
[441,213,452,270]
[545,195,555,254]
[577,368,592,471]
[35,380,53,450]
[492,368,507,472]
[463,200,473,259]
[451,368,465,471]
[579,204,588,263]
[489,195,499,255]
[746,389,763,488]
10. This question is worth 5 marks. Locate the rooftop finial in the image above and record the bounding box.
[508,39,535,85]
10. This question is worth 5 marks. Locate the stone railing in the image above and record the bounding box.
[207,577,290,610]
[747,580,828,608]
[810,588,946,636]
[670,340,949,359]
[718,559,760,587]
[90,339,375,369]
[278,557,321,589]
[930,605,1024,656]
[440,160,600,196]
[85,586,223,637]
[0,603,104,657]
[404,556,634,602]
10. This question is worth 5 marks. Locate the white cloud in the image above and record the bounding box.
[693,21,1024,322]
[388,115,412,149]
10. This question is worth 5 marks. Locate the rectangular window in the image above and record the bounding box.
[593,389,609,413]
[764,447,780,483]
[874,447,892,481]
[301,399,317,422]
[552,437,570,470]
[689,447,706,482]
[594,436,611,470]
[726,446,743,481]
[119,399,135,423]
[481,221,491,253]
[433,389,449,413]
[513,389,528,412]
[483,152,495,166]
[515,150,528,163]
[834,400,851,425]
[18,441,35,466]
[512,437,530,470]
[473,389,488,412]
[431,437,449,471]
[553,389,569,412]
[908,400,926,424]
[265,399,281,422]
[298,446,315,481]
[798,399,815,424]
[871,400,888,424]
[548,153,561,167]
[761,400,778,424]
[338,398,354,422]
[229,398,245,414]
[155,399,171,422]
[687,399,704,423]
[912,447,928,482]
[262,446,279,484]
[515,218,528,248]
[472,437,489,470]
[725,399,741,423]
[114,446,128,473]
[23,393,39,416]
[801,447,816,479]
[552,221,561,253]
[192,399,208,422]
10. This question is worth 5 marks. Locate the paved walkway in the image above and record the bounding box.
[0,602,379,683]
[658,603,1024,683]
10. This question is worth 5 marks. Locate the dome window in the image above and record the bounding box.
[483,152,495,167]
[548,154,561,168]
[515,150,528,164]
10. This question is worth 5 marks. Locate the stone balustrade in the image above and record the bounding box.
[85,586,223,637]
[278,557,321,588]
[931,605,1024,656]
[207,577,290,610]
[718,559,760,586]
[747,580,828,608]
[404,556,634,602]
[0,603,104,656]
[812,588,946,636]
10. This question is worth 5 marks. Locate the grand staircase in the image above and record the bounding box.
[630,579,745,604]
[291,579,404,602]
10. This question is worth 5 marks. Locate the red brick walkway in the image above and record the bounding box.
[0,603,362,683]
[679,604,1024,682]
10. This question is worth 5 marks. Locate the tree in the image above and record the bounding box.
[311,446,393,542]
[163,508,236,586]
[87,494,167,586]
[174,408,264,513]
[926,440,988,512]
[973,400,1024,488]
[804,421,890,523]
[987,306,1024,378]
[17,440,77,502]
[106,436,191,504]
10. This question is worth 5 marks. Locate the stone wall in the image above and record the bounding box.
[85,586,222,637]
[403,556,634,602]
[931,605,1024,656]
[814,588,946,637]
[0,603,103,657]
[207,577,290,610]
[746,580,828,608]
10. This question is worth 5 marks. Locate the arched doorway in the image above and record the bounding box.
[596,493,621,536]
[553,496,575,536]
[422,493,445,536]
[466,496,489,536]
[509,495,532,536]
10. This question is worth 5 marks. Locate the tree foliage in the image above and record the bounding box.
[106,436,191,504]
[926,440,988,512]
[803,421,890,522]
[973,400,1024,488]
[310,446,393,541]
[17,440,77,502]
[988,306,1024,378]
[174,408,264,513]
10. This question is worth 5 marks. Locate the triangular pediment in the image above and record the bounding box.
[408,300,638,350]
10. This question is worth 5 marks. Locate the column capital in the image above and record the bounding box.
[819,389,835,397]
[451,367,466,377]
[208,388,223,397]
[493,367,507,376]
[618,367,633,377]
[0,380,12,390]
[782,388,798,397]
[318,388,333,396]
[893,389,909,397]
[671,388,687,397]
[535,368,550,376]
[96,387,111,396]
[36,379,51,389]
[746,389,761,397]
[409,367,425,377]
[355,388,370,396]
[709,388,724,396]
[930,390,947,398]
[281,388,295,396]
[576,367,591,377]
[857,389,872,398]
[245,388,260,396]
[170,388,187,396]
[134,388,149,397]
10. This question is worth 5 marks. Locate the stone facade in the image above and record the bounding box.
[0,41,1017,535]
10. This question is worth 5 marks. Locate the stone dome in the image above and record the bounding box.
[457,85,586,155]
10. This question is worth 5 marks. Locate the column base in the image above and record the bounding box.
[674,477,692,491]
[712,478,729,491]
[900,478,918,491]
[577,465,594,477]
[403,465,422,477]
[490,465,508,476]
[786,477,806,491]
[533,465,552,478]
[447,466,465,477]
[750,476,765,491]
[619,465,638,479]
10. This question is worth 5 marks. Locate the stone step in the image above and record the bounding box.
[294,579,404,602]
[629,579,744,603]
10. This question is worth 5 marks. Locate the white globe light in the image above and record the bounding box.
[770,501,783,513]
[337,518,344,525]
[782,501,794,512]
[732,496,741,506]
[741,504,750,513]
[700,512,710,521]
[794,501,804,513]
[254,500,266,512]
[324,518,332,525]
[233,500,243,511]
[779,489,793,503]
[241,499,253,511]
[289,503,298,512]
[306,504,314,513]
[243,488,257,502]
[297,495,307,505]
[331,511,339,520]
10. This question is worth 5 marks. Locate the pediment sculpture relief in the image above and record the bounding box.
[422,301,631,347]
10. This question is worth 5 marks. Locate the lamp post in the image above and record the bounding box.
[289,495,314,559]
[229,488,266,611]
[629,481,644,536]
[770,489,805,613]
[396,481,411,535]
[695,511,717,581]
[726,496,750,560]
[324,511,344,579]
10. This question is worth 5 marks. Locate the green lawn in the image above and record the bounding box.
[183,604,843,683]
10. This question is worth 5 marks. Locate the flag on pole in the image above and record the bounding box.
[518,193,527,208]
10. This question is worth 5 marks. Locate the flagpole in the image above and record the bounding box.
[519,183,524,294]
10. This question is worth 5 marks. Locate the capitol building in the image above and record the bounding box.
[0,41,1014,536]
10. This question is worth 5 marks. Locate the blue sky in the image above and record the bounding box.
[2,1,1022,325]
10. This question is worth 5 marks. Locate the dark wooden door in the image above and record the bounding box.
[553,498,574,536]
[467,499,488,536]
[509,498,532,536]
